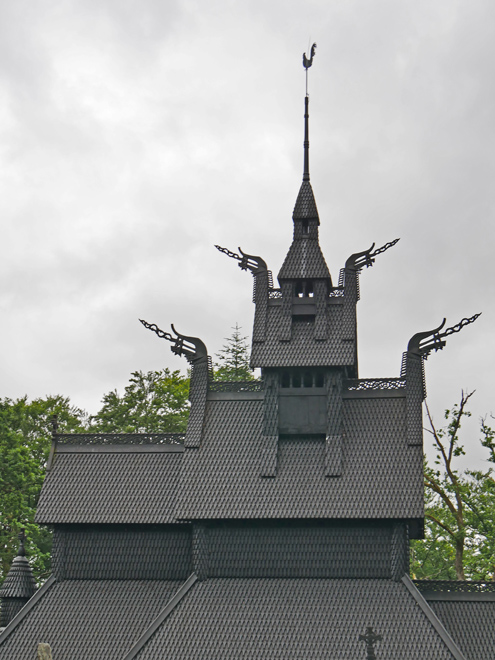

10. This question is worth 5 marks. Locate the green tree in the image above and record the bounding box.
[410,484,460,580]
[459,416,495,580]
[410,392,495,581]
[0,395,87,585]
[214,323,254,381]
[419,392,474,579]
[90,369,190,433]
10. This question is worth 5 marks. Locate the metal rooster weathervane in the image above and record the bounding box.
[303,42,317,95]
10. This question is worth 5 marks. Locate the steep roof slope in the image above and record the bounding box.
[134,578,460,660]
[430,601,495,660]
[0,579,182,660]
[176,395,423,520]
[250,309,354,367]
[36,449,183,524]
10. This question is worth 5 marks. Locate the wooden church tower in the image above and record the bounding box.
[0,48,489,660]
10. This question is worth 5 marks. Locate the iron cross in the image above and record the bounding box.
[359,626,382,659]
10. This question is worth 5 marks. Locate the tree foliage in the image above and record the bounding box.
[0,395,87,584]
[411,392,495,580]
[90,369,189,433]
[0,370,190,586]
[214,323,253,381]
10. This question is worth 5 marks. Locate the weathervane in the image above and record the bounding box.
[303,42,317,95]
[301,43,316,182]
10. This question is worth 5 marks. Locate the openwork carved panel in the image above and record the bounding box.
[346,379,406,392]
[414,581,495,593]
[209,381,264,393]
[56,433,185,446]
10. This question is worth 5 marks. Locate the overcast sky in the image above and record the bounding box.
[1,0,494,468]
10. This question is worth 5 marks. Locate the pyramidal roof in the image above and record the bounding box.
[277,170,331,283]
[292,179,319,221]
[277,229,331,281]
[0,532,36,600]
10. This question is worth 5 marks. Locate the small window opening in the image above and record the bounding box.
[292,314,315,324]
[303,372,313,388]
[295,280,314,298]
[302,219,309,235]
[281,372,291,388]
[280,369,326,389]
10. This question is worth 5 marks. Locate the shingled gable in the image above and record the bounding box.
[0,48,485,659]
[277,180,331,282]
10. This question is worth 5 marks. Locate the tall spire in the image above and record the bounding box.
[278,43,330,285]
[302,43,316,182]
[289,42,320,225]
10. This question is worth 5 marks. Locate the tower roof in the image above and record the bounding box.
[292,180,319,221]
[277,177,331,283]
[0,531,36,600]
[277,234,331,281]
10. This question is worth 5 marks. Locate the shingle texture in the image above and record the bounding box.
[430,601,495,660]
[186,361,208,447]
[292,180,319,219]
[391,523,410,581]
[35,451,182,524]
[176,397,423,520]
[278,239,331,281]
[135,578,458,660]
[0,555,36,599]
[52,526,192,580]
[252,270,269,342]
[0,578,182,660]
[0,543,37,629]
[203,522,396,578]
[0,599,27,629]
[250,308,354,368]
[405,352,426,446]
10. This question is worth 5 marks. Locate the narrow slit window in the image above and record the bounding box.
[303,372,313,388]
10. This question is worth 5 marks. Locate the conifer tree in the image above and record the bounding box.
[214,324,254,381]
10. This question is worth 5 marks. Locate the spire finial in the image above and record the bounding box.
[51,413,58,438]
[18,528,26,557]
[302,43,316,182]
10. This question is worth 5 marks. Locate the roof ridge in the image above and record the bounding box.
[122,573,198,660]
[0,576,56,645]
[401,575,467,660]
